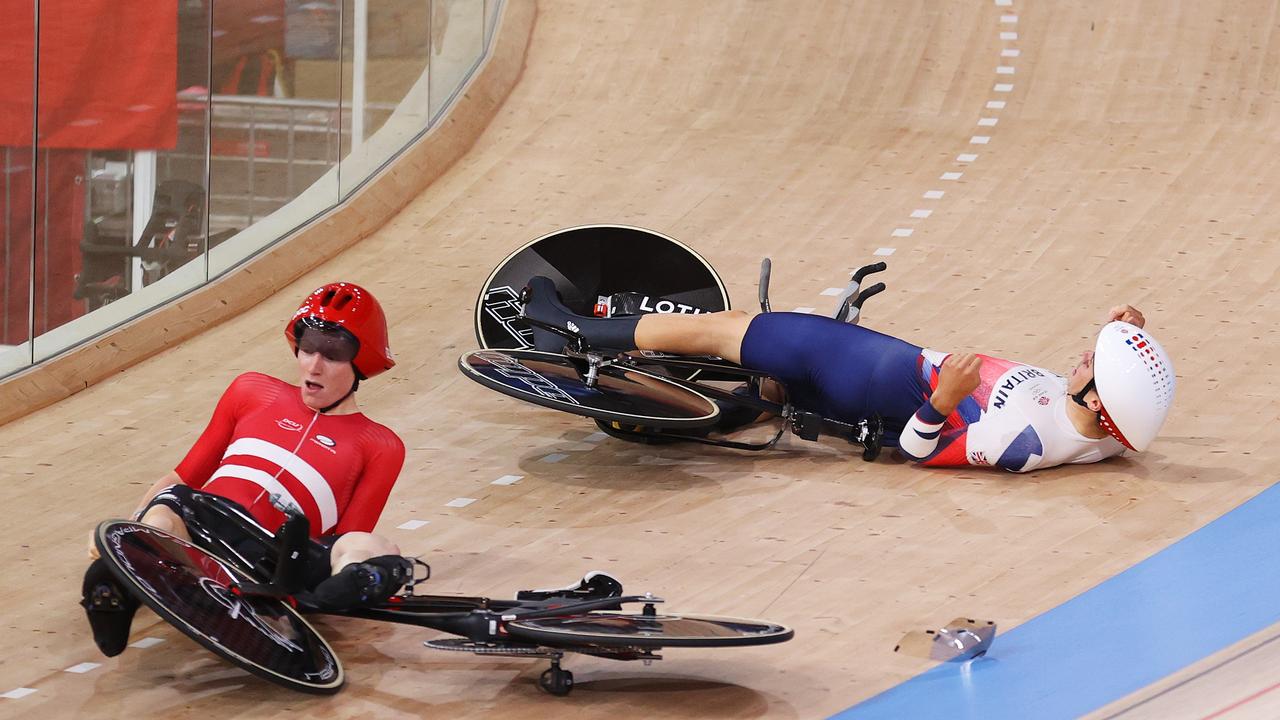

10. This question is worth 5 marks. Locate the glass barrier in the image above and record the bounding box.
[486,0,501,46]
[0,0,35,376]
[207,0,341,278]
[430,0,487,123]
[31,0,214,363]
[0,146,34,377]
[338,0,433,199]
[1,0,502,380]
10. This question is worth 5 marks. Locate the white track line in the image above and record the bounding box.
[854,0,1012,281]
[0,688,36,700]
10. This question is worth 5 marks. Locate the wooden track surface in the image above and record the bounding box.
[3,0,1279,716]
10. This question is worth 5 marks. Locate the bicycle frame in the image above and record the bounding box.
[626,353,883,448]
[185,492,668,644]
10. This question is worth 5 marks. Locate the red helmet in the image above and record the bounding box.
[285,282,395,379]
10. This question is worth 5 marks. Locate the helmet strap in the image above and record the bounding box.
[318,377,360,414]
[1070,378,1102,418]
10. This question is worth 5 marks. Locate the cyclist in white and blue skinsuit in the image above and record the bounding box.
[520,276,1174,472]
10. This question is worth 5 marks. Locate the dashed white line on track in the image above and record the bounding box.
[0,688,36,700]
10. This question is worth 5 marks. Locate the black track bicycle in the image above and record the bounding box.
[92,490,793,697]
[459,224,889,460]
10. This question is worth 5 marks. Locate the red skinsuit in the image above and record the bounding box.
[175,373,405,537]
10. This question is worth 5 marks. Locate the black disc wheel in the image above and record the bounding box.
[475,224,730,351]
[94,521,344,694]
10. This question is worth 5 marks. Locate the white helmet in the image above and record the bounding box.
[1092,321,1175,451]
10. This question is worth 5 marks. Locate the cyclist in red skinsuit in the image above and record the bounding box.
[83,282,412,657]
[172,370,403,537]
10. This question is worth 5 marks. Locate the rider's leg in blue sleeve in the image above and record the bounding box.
[739,312,928,441]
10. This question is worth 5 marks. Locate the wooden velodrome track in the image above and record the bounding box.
[3,0,1279,717]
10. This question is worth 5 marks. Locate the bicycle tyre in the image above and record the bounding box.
[94,521,344,694]
[459,349,720,429]
[505,612,794,649]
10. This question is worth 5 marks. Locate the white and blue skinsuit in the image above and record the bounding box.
[738,313,1124,471]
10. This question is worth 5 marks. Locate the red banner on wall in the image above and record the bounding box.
[0,0,178,150]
